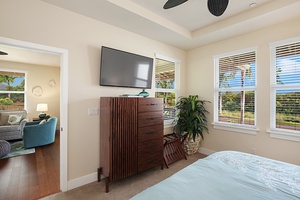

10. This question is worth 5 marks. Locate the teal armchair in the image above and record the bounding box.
[23,117,58,149]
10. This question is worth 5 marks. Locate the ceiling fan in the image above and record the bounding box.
[163,0,229,17]
[0,51,8,55]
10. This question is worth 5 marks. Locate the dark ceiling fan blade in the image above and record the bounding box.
[0,51,8,55]
[207,0,229,17]
[163,0,188,9]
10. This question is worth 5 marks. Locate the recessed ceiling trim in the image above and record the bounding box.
[107,0,191,38]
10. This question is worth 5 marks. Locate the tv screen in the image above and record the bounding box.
[100,46,154,89]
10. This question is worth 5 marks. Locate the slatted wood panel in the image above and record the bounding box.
[111,98,138,181]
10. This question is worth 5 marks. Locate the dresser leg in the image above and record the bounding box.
[98,167,102,182]
[105,177,110,193]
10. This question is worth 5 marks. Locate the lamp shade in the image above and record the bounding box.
[37,103,48,112]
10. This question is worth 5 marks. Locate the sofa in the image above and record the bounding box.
[23,117,57,149]
[0,110,28,141]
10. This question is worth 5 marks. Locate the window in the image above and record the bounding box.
[270,38,300,140]
[214,48,257,132]
[0,70,26,110]
[155,56,179,123]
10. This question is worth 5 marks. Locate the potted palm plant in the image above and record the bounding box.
[174,95,210,155]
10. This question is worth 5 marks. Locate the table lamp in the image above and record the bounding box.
[37,103,48,119]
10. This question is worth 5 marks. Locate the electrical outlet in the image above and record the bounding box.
[88,108,99,116]
[251,148,256,155]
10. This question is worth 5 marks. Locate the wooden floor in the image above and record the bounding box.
[0,134,60,200]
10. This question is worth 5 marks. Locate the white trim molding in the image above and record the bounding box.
[267,129,300,142]
[212,122,259,135]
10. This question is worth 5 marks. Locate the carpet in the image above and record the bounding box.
[0,140,35,159]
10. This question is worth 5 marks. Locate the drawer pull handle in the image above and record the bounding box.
[146,103,157,106]
[146,131,155,135]
[146,117,156,120]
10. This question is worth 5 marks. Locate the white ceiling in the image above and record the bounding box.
[41,0,300,50]
[1,0,300,66]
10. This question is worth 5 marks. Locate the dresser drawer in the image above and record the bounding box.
[138,139,163,172]
[138,151,163,172]
[138,98,163,112]
[138,111,163,127]
[138,137,163,151]
[138,125,163,142]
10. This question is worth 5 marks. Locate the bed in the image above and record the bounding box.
[130,151,300,200]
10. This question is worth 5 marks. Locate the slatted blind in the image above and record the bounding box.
[216,49,256,126]
[219,51,256,88]
[270,40,300,132]
[275,41,300,85]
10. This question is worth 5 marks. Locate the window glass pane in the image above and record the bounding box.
[0,71,25,110]
[155,57,177,121]
[0,93,24,110]
[155,59,175,89]
[155,92,175,108]
[0,71,25,91]
[218,91,255,125]
[155,92,175,120]
[215,49,256,127]
[219,52,256,88]
[276,89,300,131]
[276,54,300,85]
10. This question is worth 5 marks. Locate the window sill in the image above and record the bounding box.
[164,119,175,128]
[267,129,300,142]
[212,122,258,135]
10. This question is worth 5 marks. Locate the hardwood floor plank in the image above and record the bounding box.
[0,134,60,200]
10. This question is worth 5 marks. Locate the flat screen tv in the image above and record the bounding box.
[100,46,154,89]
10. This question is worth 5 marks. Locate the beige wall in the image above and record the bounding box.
[1,0,299,188]
[187,17,300,165]
[0,0,186,181]
[0,60,60,125]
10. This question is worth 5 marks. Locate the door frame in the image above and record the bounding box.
[0,36,68,192]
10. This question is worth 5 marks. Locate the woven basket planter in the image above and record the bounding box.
[182,135,202,156]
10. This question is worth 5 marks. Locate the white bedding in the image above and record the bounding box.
[130,151,300,200]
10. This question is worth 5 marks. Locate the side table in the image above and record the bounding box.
[163,133,187,168]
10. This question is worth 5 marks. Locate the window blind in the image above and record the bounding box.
[219,51,256,89]
[270,40,300,132]
[215,50,256,126]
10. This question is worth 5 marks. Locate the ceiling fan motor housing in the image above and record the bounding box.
[207,0,229,17]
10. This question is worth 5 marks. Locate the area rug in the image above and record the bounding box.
[0,140,35,159]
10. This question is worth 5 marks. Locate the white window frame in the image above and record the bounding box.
[155,54,180,127]
[212,47,258,135]
[0,68,27,110]
[269,37,300,142]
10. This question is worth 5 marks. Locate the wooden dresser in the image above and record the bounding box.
[98,97,164,192]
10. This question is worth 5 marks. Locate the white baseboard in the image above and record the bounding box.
[198,147,216,155]
[67,172,99,190]
[67,148,216,191]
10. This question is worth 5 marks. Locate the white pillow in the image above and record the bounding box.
[39,119,47,125]
[7,114,22,125]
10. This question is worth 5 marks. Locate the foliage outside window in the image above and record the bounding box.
[155,58,176,120]
[214,49,257,128]
[270,39,300,134]
[0,71,25,110]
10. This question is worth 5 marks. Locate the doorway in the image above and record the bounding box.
[0,36,68,192]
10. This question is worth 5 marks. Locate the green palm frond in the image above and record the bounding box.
[174,95,210,141]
